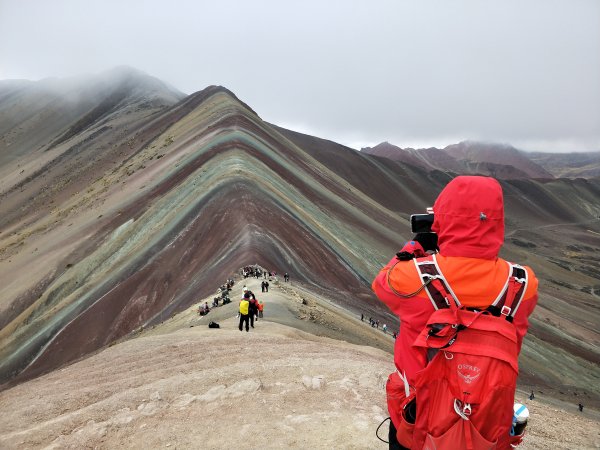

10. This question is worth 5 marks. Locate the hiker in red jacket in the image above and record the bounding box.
[372,176,538,450]
[243,287,259,328]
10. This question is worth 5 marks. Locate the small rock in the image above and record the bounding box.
[302,375,325,389]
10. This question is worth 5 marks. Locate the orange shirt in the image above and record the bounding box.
[386,254,538,308]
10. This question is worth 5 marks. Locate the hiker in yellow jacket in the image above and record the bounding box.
[239,293,251,332]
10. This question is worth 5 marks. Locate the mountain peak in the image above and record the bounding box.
[444,141,554,178]
[183,85,259,117]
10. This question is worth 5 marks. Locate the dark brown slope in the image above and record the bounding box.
[271,126,447,213]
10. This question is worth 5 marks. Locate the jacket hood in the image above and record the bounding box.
[432,176,504,259]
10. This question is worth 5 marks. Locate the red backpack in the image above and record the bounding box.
[406,255,528,450]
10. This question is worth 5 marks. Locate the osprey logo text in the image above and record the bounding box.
[457,364,481,384]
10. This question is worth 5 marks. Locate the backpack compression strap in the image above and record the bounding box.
[415,255,528,321]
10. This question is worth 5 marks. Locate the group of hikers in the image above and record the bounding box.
[238,285,264,331]
[242,265,276,279]
[198,279,234,315]
[360,313,396,338]
[197,272,268,333]
[214,280,234,306]
[241,266,262,278]
[241,265,289,283]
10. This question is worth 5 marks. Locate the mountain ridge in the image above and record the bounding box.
[0,70,598,415]
[362,140,558,179]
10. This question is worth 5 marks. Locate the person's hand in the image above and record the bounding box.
[396,240,426,260]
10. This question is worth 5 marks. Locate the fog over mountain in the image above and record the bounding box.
[0,69,598,422]
[1,0,599,153]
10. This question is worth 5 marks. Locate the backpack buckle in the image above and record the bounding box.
[501,305,512,316]
[453,399,472,420]
[423,274,441,281]
[463,403,472,416]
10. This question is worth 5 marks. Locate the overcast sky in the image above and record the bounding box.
[1,0,599,152]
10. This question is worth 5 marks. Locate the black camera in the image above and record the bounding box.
[396,213,437,260]
[410,213,435,233]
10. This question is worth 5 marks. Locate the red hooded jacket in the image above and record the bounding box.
[372,176,538,385]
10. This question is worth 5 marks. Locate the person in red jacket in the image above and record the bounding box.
[372,176,538,450]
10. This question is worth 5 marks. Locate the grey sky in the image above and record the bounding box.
[1,0,599,152]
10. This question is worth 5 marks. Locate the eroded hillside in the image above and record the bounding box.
[0,71,598,410]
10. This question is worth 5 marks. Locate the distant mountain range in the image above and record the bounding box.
[362,141,600,179]
[0,67,598,408]
[528,151,600,178]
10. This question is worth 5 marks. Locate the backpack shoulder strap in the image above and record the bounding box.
[486,263,528,322]
[414,254,461,311]
[415,256,528,322]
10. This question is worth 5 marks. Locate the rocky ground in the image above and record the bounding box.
[0,277,598,449]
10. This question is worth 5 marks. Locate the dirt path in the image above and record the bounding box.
[168,276,394,355]
[0,276,598,449]
[0,284,395,449]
